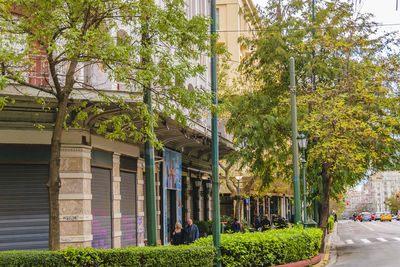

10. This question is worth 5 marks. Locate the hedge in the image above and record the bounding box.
[0,228,322,267]
[0,245,216,267]
[194,227,323,267]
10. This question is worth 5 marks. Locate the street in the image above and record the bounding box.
[331,220,400,266]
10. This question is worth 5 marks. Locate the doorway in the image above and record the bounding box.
[167,189,177,243]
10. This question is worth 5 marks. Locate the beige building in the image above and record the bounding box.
[216,0,259,91]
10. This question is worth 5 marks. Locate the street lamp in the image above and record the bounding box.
[297,133,308,222]
[235,176,243,221]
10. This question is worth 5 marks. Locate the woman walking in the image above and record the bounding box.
[171,222,185,245]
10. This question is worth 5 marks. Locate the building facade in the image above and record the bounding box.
[0,0,234,251]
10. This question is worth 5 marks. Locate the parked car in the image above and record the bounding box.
[374,212,383,221]
[381,212,392,221]
[360,212,372,222]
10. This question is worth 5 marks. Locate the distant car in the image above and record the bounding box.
[374,212,383,221]
[381,213,392,221]
[360,212,372,222]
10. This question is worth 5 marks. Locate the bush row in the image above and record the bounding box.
[0,227,322,267]
[0,245,216,267]
[194,227,323,267]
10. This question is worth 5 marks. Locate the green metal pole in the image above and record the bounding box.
[142,20,157,246]
[211,0,221,264]
[302,150,307,222]
[289,57,301,224]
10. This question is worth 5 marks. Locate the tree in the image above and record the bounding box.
[225,0,400,250]
[385,194,400,214]
[0,0,212,250]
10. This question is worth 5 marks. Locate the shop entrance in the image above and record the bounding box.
[167,189,177,242]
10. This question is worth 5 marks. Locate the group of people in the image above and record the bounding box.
[170,218,200,245]
[232,214,288,233]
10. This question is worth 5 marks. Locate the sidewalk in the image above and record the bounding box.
[314,222,338,267]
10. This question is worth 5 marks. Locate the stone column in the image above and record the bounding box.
[206,182,212,220]
[59,145,92,249]
[195,180,202,220]
[185,176,192,220]
[136,159,145,246]
[112,153,121,248]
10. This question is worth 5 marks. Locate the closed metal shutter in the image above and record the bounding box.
[0,164,49,251]
[91,167,112,249]
[120,171,136,247]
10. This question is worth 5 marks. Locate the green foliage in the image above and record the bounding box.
[225,0,400,229]
[193,220,213,236]
[194,228,323,266]
[0,245,216,267]
[385,194,400,214]
[0,0,214,145]
[327,215,334,231]
[0,251,65,267]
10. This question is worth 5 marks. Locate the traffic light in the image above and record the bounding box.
[346,201,349,205]
[397,193,399,198]
[384,200,386,204]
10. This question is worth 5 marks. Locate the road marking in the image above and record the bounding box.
[393,237,400,241]
[358,222,375,231]
[345,239,354,244]
[376,238,388,242]
[360,239,371,244]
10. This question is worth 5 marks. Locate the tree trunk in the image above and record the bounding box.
[318,164,332,253]
[48,93,69,250]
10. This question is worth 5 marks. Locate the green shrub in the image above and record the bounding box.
[327,215,335,231]
[193,220,213,236]
[0,250,65,267]
[194,227,323,267]
[0,245,215,267]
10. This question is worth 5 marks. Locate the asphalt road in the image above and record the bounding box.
[331,219,400,267]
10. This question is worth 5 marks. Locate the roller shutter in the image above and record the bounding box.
[0,164,49,251]
[120,171,136,247]
[91,167,112,249]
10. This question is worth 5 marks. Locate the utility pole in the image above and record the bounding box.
[142,14,157,246]
[289,57,301,224]
[211,0,221,265]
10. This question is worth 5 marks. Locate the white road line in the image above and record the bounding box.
[393,237,400,241]
[360,239,371,244]
[376,238,388,242]
[345,239,354,244]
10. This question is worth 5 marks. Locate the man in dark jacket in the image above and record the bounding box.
[185,218,199,244]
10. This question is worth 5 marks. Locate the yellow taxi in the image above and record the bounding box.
[380,212,392,221]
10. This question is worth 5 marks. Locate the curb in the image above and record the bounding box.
[314,223,337,267]
[275,254,322,267]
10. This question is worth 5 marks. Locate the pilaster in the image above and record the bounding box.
[112,153,121,248]
[59,144,92,249]
[136,159,145,246]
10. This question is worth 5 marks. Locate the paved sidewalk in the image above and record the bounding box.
[314,222,338,267]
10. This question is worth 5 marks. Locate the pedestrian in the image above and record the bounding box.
[232,218,242,233]
[184,218,199,244]
[334,213,337,222]
[171,222,185,245]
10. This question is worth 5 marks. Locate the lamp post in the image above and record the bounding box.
[235,176,243,221]
[297,133,308,222]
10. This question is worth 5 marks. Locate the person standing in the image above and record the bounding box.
[171,222,185,245]
[232,218,242,233]
[185,218,199,244]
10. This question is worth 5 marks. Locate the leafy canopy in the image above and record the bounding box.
[225,0,400,197]
[0,0,214,146]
